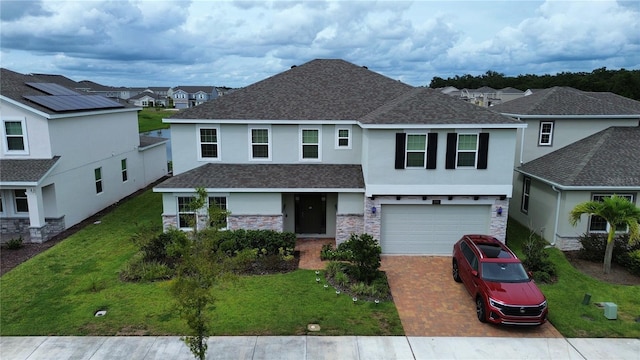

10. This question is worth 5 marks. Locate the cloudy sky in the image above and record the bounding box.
[1,0,639,88]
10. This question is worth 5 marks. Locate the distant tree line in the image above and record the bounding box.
[429,67,640,100]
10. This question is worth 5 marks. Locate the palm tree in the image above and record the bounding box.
[569,195,640,274]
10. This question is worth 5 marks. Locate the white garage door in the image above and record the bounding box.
[381,204,491,255]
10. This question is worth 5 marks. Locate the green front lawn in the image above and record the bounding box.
[507,220,640,338]
[138,108,174,133]
[0,190,403,336]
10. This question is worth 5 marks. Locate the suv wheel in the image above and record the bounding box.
[452,260,462,283]
[476,297,487,323]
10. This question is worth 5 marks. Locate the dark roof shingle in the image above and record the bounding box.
[155,163,365,190]
[518,126,640,187]
[0,156,61,183]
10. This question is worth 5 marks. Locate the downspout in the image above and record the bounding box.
[518,117,525,165]
[548,185,562,247]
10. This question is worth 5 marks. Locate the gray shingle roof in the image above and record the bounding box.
[139,135,168,148]
[0,156,61,183]
[170,59,413,121]
[518,126,640,187]
[359,88,522,125]
[155,163,365,190]
[491,86,640,116]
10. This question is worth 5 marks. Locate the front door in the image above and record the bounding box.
[295,194,326,234]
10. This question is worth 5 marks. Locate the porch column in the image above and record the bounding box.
[26,187,45,228]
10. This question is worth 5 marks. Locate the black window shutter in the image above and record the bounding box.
[477,133,489,169]
[395,133,406,169]
[445,133,457,169]
[426,133,438,169]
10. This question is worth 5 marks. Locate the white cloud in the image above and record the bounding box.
[0,0,638,87]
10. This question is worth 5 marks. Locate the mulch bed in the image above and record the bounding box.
[564,251,639,286]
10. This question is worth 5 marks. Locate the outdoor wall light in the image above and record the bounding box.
[497,206,503,216]
[422,196,428,201]
[371,206,377,214]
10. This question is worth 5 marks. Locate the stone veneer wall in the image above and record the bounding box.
[336,214,364,245]
[162,214,178,230]
[1,216,65,243]
[556,236,582,251]
[228,215,284,231]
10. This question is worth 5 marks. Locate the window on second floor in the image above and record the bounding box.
[406,134,427,168]
[589,194,634,233]
[300,127,321,160]
[335,126,351,149]
[456,134,479,167]
[539,121,554,146]
[2,119,29,154]
[198,126,219,160]
[249,126,271,160]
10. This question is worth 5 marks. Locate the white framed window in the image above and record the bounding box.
[94,168,103,194]
[405,133,427,168]
[539,121,554,146]
[197,125,220,160]
[2,118,29,154]
[14,189,28,213]
[589,194,634,233]
[521,177,531,213]
[335,126,351,149]
[249,126,271,160]
[177,196,196,229]
[121,159,128,182]
[300,127,321,160]
[208,196,228,229]
[456,133,478,168]
[0,192,3,213]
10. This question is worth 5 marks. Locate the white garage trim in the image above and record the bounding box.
[381,204,491,255]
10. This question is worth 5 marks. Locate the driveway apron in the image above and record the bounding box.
[381,256,562,337]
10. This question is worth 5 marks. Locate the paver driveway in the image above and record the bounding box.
[381,256,562,337]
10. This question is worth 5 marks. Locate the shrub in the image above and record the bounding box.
[334,271,349,287]
[617,249,640,276]
[227,248,258,273]
[120,253,174,282]
[578,233,639,262]
[5,236,23,250]
[324,261,344,278]
[522,235,556,283]
[215,230,296,257]
[340,233,381,283]
[320,243,353,261]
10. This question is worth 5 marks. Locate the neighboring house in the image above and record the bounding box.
[491,86,640,250]
[0,68,169,243]
[169,86,218,109]
[129,91,167,107]
[154,59,526,255]
[442,86,525,107]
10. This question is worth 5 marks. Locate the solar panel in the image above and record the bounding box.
[24,95,124,112]
[26,82,79,96]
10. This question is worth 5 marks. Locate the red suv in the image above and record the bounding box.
[452,234,548,325]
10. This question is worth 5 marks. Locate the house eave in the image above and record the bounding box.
[365,184,513,198]
[164,118,360,125]
[153,187,365,193]
[358,123,527,129]
[514,168,640,191]
[500,113,640,120]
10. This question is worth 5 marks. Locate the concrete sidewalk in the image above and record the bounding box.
[1,336,638,360]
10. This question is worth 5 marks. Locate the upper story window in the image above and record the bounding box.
[335,126,351,149]
[456,134,478,167]
[14,189,28,213]
[95,167,103,194]
[300,127,321,160]
[2,119,29,154]
[521,177,531,213]
[406,134,427,168]
[589,194,634,233]
[121,159,128,182]
[539,121,554,146]
[198,126,220,160]
[249,126,271,160]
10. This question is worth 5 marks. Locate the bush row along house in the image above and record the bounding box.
[155,59,640,254]
[0,69,169,243]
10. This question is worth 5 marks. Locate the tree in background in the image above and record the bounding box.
[569,195,640,274]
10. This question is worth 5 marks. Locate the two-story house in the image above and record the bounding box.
[0,68,169,243]
[492,86,640,250]
[169,86,219,109]
[154,59,526,255]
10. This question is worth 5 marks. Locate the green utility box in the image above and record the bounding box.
[603,302,617,320]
